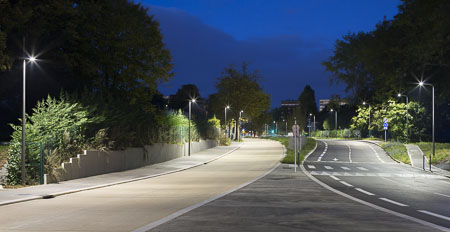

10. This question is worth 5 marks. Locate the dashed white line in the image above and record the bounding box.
[347,143,352,163]
[433,192,450,198]
[307,165,316,169]
[418,210,450,221]
[324,166,333,170]
[355,188,375,196]
[317,141,328,162]
[379,198,408,207]
[340,166,351,170]
[340,181,353,187]
[329,175,340,181]
[369,145,385,163]
[357,167,369,171]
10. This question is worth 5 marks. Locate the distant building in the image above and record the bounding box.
[281,100,299,107]
[319,99,330,111]
[319,99,348,111]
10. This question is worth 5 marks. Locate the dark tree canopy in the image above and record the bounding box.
[169,84,201,110]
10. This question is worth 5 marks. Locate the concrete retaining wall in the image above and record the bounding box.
[57,140,218,182]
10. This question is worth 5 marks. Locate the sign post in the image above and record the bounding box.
[383,118,388,142]
[292,118,299,173]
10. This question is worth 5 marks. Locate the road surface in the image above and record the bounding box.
[304,139,450,231]
[0,139,282,232]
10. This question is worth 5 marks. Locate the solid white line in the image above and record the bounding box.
[307,165,316,169]
[355,188,375,196]
[300,164,450,232]
[330,175,340,181]
[357,167,369,171]
[340,181,353,187]
[418,210,450,221]
[324,166,333,170]
[434,192,450,198]
[379,198,408,207]
[340,166,351,170]
[133,162,281,232]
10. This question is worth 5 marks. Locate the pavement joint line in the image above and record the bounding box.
[355,188,375,196]
[439,180,450,185]
[133,148,285,232]
[418,210,450,221]
[379,197,408,207]
[301,162,450,232]
[340,181,353,187]
[0,144,242,207]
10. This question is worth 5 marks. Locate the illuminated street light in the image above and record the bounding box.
[330,109,337,130]
[417,81,435,171]
[188,99,196,156]
[363,102,371,137]
[225,105,230,138]
[397,93,409,144]
[21,56,37,185]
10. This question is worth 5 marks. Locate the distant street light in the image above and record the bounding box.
[283,119,287,135]
[397,93,409,144]
[224,105,230,138]
[330,109,338,130]
[418,81,435,171]
[309,113,316,132]
[21,56,37,185]
[239,110,244,140]
[188,99,196,156]
[273,120,277,135]
[363,102,371,137]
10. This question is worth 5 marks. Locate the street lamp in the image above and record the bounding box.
[330,109,338,130]
[309,113,316,132]
[283,119,287,135]
[224,105,230,138]
[21,56,37,185]
[273,121,277,135]
[239,110,243,140]
[397,93,409,144]
[363,102,371,137]
[188,99,196,156]
[418,81,435,171]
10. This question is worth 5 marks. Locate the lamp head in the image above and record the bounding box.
[191,99,196,103]
[309,113,312,116]
[226,105,230,109]
[419,81,424,86]
[363,102,366,105]
[331,109,334,112]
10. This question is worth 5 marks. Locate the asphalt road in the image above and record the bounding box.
[304,139,450,231]
[0,139,282,232]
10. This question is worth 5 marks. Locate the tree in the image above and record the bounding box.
[296,85,318,131]
[169,84,201,110]
[212,62,270,140]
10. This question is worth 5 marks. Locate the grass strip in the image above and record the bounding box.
[416,142,450,164]
[267,137,316,164]
[0,145,8,167]
[381,142,410,164]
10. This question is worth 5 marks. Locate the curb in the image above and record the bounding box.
[0,144,242,207]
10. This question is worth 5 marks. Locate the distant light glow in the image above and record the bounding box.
[28,56,36,62]
[397,93,401,97]
[191,99,196,103]
[363,102,366,105]
[419,81,424,86]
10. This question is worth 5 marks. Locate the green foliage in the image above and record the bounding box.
[416,142,450,164]
[350,100,426,142]
[268,137,316,164]
[6,93,105,185]
[381,142,410,164]
[311,129,361,139]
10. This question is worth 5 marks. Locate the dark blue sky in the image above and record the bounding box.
[140,0,401,107]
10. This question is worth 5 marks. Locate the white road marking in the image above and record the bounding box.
[340,181,353,187]
[418,210,450,221]
[369,145,385,163]
[357,167,369,171]
[433,192,450,198]
[307,165,316,169]
[347,143,352,163]
[317,141,328,162]
[329,175,340,181]
[341,166,351,170]
[324,166,333,170]
[379,198,408,207]
[355,188,375,196]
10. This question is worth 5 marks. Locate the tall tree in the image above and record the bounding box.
[297,85,318,130]
[212,62,270,139]
[169,84,201,110]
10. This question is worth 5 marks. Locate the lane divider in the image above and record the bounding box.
[317,141,328,162]
[355,188,375,196]
[347,143,353,163]
[340,181,353,187]
[418,210,450,222]
[379,198,408,207]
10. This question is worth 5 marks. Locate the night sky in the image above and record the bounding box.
[140,0,401,107]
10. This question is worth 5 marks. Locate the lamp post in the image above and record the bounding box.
[239,110,243,140]
[188,99,196,156]
[21,56,37,185]
[224,105,230,138]
[363,102,371,137]
[397,94,409,144]
[283,119,287,135]
[273,121,277,135]
[309,113,316,132]
[418,81,434,171]
[330,109,337,130]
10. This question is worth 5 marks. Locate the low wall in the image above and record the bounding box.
[288,136,307,150]
[57,139,218,182]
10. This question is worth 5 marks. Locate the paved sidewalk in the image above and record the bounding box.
[150,164,437,232]
[0,143,240,206]
[406,144,450,177]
